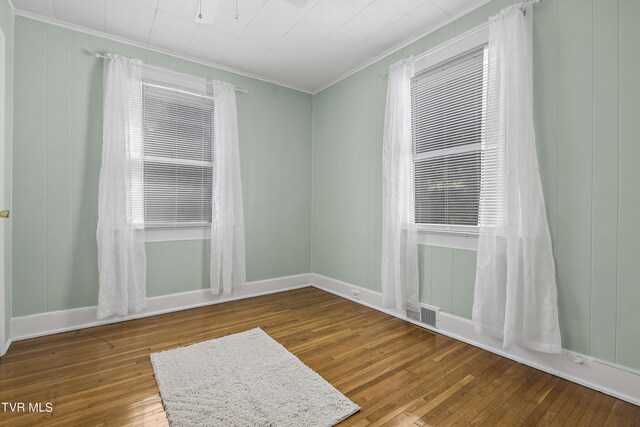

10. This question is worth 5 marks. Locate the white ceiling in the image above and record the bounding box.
[11,0,483,93]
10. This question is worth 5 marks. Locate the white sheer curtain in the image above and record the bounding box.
[97,54,146,319]
[209,80,246,295]
[473,4,561,353]
[381,59,420,314]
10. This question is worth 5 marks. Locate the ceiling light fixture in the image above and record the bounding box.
[194,0,219,24]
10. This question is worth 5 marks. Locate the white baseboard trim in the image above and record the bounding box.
[8,272,640,406]
[310,273,640,407]
[0,338,9,357]
[10,274,312,342]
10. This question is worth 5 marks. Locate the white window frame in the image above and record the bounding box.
[139,67,213,243]
[411,25,489,251]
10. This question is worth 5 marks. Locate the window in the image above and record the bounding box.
[411,38,493,240]
[137,81,214,237]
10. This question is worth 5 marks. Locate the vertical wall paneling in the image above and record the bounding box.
[12,17,313,316]
[451,250,477,319]
[590,0,619,363]
[69,31,98,307]
[45,25,72,312]
[13,19,47,316]
[533,0,559,246]
[312,0,640,370]
[616,0,640,371]
[556,0,593,355]
[430,247,453,312]
[365,70,385,293]
[146,241,199,297]
[9,0,640,372]
[419,245,433,305]
[311,82,369,289]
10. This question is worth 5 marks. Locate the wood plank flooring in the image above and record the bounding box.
[0,287,638,426]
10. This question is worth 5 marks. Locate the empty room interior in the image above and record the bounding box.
[0,0,639,425]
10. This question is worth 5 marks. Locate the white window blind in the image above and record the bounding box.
[137,81,214,229]
[411,45,493,235]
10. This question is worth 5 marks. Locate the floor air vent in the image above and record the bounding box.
[406,304,439,327]
[420,306,439,328]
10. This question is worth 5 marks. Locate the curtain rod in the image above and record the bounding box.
[95,53,248,94]
[378,0,543,78]
[520,0,543,10]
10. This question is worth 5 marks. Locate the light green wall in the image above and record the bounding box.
[312,0,640,371]
[12,16,312,316]
[0,0,12,341]
[7,0,639,373]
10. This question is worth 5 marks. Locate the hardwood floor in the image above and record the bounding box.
[0,287,638,426]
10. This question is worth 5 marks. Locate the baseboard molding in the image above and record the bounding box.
[0,338,9,357]
[10,274,312,342]
[8,272,640,406]
[310,273,640,407]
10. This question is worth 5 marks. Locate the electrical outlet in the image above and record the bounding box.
[351,289,361,300]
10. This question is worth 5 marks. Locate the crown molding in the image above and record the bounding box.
[8,6,314,95]
[8,0,496,95]
[311,0,492,94]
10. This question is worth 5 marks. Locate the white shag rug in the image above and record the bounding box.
[150,328,359,427]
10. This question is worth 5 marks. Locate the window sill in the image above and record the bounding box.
[144,227,210,242]
[415,230,478,251]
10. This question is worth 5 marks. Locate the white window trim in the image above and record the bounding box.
[145,227,211,242]
[142,65,209,94]
[415,230,479,251]
[411,24,489,251]
[139,66,214,243]
[413,25,489,74]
